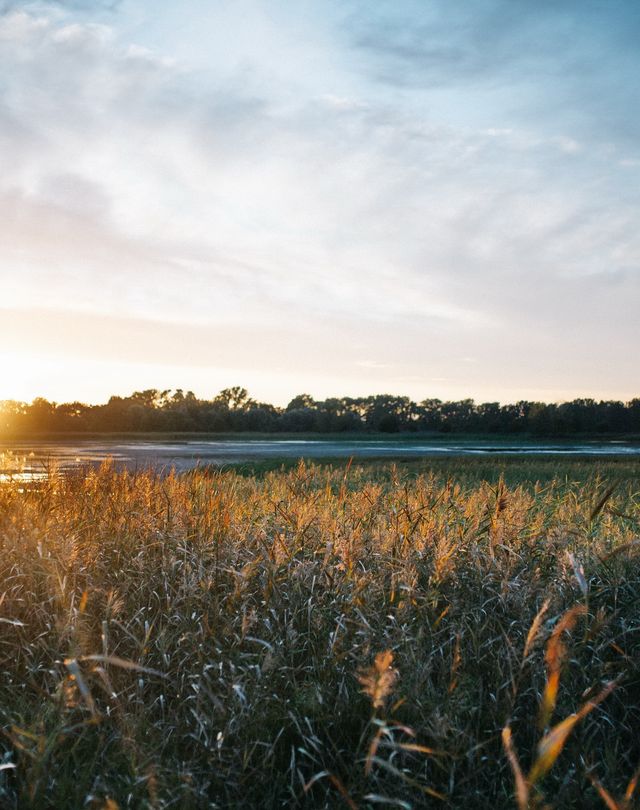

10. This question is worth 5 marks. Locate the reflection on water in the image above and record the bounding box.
[0,472,48,483]
[1,438,640,480]
[0,451,51,483]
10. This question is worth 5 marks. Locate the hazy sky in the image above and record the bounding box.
[1,0,638,405]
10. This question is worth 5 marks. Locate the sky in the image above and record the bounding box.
[0,0,638,406]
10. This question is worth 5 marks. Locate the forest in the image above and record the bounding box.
[1,387,640,437]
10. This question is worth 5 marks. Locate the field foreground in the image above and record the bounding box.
[0,462,639,808]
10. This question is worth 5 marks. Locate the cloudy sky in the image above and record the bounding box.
[1,0,638,405]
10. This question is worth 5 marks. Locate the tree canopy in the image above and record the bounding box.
[1,390,640,437]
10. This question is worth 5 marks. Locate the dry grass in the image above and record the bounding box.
[0,461,638,808]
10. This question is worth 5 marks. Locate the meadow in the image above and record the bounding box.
[0,458,639,808]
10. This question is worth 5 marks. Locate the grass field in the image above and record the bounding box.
[227,455,640,488]
[0,459,639,808]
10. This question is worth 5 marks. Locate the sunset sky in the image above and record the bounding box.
[1,0,638,405]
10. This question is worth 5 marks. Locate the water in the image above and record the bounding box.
[1,437,639,479]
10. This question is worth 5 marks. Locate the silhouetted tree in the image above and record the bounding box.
[286,394,316,411]
[2,390,640,437]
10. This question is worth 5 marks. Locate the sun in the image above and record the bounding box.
[0,351,41,403]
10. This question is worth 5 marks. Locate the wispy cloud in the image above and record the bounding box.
[348,0,640,147]
[0,1,638,403]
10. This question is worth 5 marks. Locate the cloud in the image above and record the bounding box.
[350,0,640,80]
[0,3,638,402]
[349,0,640,147]
[0,9,493,327]
[0,0,120,13]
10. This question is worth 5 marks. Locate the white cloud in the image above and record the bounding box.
[0,2,638,403]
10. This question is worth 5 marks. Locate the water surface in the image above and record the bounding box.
[1,437,639,480]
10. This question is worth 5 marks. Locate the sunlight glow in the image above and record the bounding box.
[0,352,39,403]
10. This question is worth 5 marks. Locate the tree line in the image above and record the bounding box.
[2,387,640,437]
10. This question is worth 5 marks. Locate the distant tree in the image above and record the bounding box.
[28,398,57,431]
[286,394,316,411]
[4,387,640,437]
[364,395,413,432]
[528,403,554,436]
[417,399,443,431]
[55,402,89,431]
[216,387,252,411]
[628,398,640,433]
[437,399,476,433]
[477,402,502,433]
[0,400,27,433]
[279,408,316,432]
[240,404,278,431]
[204,405,231,431]
[130,390,162,408]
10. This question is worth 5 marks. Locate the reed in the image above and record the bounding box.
[0,461,638,808]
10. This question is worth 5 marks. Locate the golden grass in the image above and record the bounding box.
[0,460,638,808]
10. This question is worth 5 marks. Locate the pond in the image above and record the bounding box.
[1,437,639,480]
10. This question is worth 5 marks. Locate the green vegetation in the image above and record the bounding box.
[1,461,639,808]
[226,456,640,488]
[2,386,640,437]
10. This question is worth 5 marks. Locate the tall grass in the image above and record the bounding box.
[0,461,638,808]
